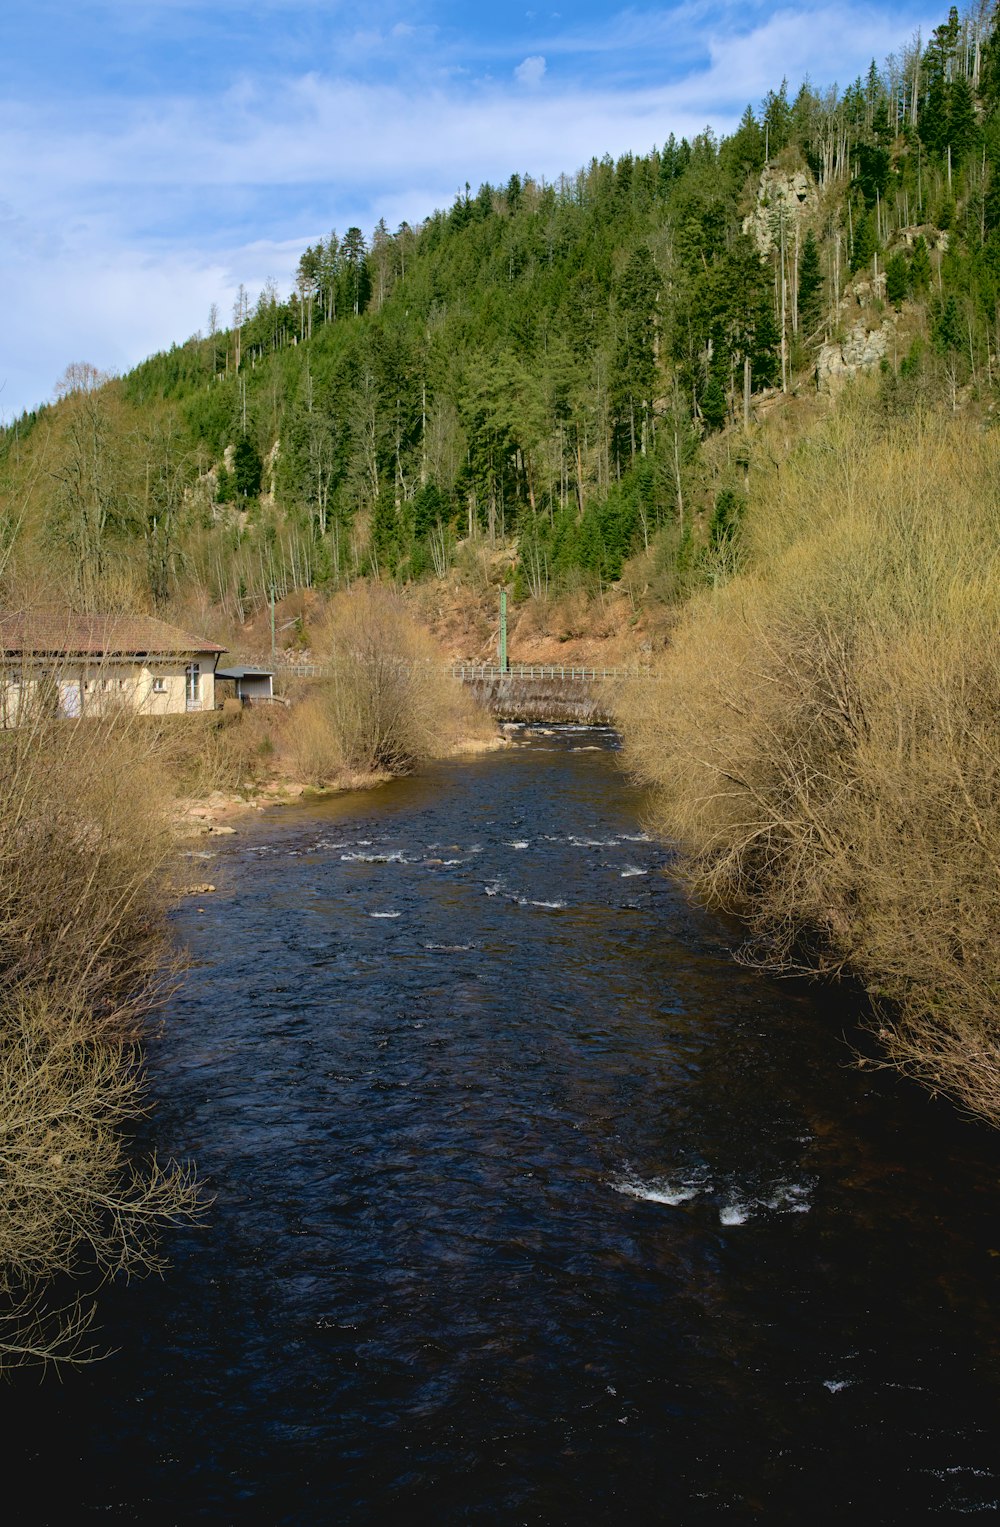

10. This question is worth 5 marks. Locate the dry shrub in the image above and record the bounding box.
[619,403,1000,1124]
[0,686,202,1370]
[142,705,284,799]
[299,583,493,779]
[287,693,344,784]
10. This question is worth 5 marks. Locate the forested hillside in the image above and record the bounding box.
[4,4,1000,640]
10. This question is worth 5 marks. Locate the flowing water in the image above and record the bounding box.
[7,727,1000,1523]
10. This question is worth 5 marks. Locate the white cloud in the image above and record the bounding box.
[0,233,310,424]
[2,2,942,417]
[514,55,547,87]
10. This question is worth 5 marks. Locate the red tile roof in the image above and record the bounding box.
[0,610,226,658]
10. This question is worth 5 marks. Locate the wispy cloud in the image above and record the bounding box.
[514,55,548,87]
[2,2,939,417]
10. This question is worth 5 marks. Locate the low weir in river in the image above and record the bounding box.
[449,662,633,722]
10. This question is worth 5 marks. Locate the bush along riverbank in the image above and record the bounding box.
[618,395,1000,1127]
[0,696,203,1373]
[162,583,503,834]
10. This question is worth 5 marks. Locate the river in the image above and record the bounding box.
[7,726,1000,1522]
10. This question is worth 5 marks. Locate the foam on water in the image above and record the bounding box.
[620,866,648,878]
[341,851,407,864]
[368,911,402,919]
[718,1177,814,1224]
[761,1180,813,1213]
[610,1166,711,1206]
[611,1165,814,1224]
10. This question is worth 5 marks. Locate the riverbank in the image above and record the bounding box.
[0,708,203,1373]
[170,731,511,840]
[618,400,1000,1129]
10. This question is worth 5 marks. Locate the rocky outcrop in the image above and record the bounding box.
[897,223,949,253]
[844,272,888,307]
[261,439,280,507]
[816,321,894,392]
[743,166,818,257]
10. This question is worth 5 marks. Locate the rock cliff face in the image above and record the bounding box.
[743,166,818,257]
[816,321,894,391]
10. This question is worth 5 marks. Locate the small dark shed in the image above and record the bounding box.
[215,665,275,703]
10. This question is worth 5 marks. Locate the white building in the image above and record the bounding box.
[0,610,226,723]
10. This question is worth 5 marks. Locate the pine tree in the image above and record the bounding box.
[885,249,909,309]
[700,370,727,433]
[720,106,765,184]
[797,230,824,334]
[850,210,877,273]
[910,235,932,294]
[933,292,964,353]
[233,435,263,499]
[610,245,659,470]
[948,77,978,164]
[762,79,791,157]
[340,228,369,317]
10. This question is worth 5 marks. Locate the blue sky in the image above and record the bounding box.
[2,1,939,420]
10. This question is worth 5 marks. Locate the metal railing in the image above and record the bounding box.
[273,659,654,683]
[447,663,652,682]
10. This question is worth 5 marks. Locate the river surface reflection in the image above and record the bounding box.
[8,726,1000,1522]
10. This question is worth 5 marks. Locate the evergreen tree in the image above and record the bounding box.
[340,227,370,317]
[919,6,961,159]
[713,234,779,410]
[797,230,824,334]
[932,292,964,353]
[948,76,978,164]
[610,245,659,470]
[233,435,263,498]
[700,369,727,433]
[707,487,746,556]
[850,209,877,273]
[910,235,932,294]
[370,491,399,574]
[885,249,910,308]
[854,144,890,207]
[762,79,791,157]
[720,106,765,184]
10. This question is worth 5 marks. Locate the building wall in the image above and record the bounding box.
[136,662,216,714]
[1,657,217,723]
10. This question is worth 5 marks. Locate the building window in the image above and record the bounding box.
[152,677,167,693]
[185,663,200,705]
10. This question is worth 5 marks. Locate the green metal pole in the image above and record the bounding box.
[499,589,507,674]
